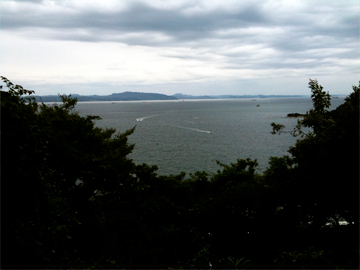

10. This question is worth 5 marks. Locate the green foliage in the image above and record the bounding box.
[267,79,359,268]
[227,256,252,269]
[2,77,138,268]
[2,77,358,269]
[309,78,331,113]
[286,80,359,227]
[270,122,285,134]
[0,76,35,98]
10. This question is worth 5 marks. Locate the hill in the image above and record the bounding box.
[33,92,178,102]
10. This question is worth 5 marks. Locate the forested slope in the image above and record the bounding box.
[1,76,358,269]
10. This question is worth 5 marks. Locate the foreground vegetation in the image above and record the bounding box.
[2,76,359,269]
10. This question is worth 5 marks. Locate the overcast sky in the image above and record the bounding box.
[1,0,359,96]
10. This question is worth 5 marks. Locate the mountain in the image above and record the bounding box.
[32,91,308,103]
[32,92,178,102]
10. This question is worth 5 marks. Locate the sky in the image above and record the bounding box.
[1,0,359,96]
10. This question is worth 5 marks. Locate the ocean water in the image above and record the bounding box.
[75,97,345,176]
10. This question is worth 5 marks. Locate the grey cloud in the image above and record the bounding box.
[5,0,44,2]
[2,2,268,38]
[2,1,357,49]
[2,0,358,74]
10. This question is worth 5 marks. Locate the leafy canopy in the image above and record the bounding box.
[2,76,358,269]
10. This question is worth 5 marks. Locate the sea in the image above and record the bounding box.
[75,97,346,176]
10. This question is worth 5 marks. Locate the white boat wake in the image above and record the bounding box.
[136,114,162,122]
[174,125,213,134]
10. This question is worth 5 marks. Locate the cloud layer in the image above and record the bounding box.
[1,0,359,95]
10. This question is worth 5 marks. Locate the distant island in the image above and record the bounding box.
[287,113,306,118]
[32,92,307,102]
[33,92,178,102]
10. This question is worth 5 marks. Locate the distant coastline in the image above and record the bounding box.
[32,91,308,102]
[32,92,178,102]
[172,93,306,100]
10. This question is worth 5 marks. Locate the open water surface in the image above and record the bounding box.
[76,97,345,176]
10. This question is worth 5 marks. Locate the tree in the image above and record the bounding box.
[269,79,359,225]
[1,76,138,268]
[1,77,212,269]
[2,77,358,269]
[267,79,359,268]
